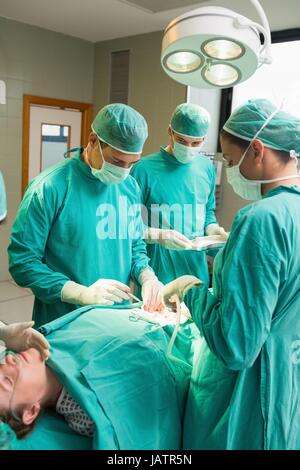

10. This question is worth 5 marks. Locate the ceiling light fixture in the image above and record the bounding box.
[161,0,272,89]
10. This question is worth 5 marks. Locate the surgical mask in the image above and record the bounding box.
[227,162,300,201]
[91,161,131,185]
[226,108,300,200]
[87,142,131,185]
[173,141,203,164]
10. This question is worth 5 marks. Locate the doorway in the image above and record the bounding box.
[22,95,93,195]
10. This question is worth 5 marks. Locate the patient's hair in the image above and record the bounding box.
[99,140,108,149]
[0,409,40,439]
[220,128,291,163]
[220,129,249,151]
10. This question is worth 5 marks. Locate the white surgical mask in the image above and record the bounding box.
[91,162,131,185]
[226,107,300,200]
[226,153,299,201]
[173,141,203,164]
[87,142,131,185]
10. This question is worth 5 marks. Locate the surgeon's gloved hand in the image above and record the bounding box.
[205,223,228,240]
[159,275,202,311]
[180,301,192,320]
[61,279,131,307]
[144,227,192,250]
[0,321,50,361]
[138,268,164,312]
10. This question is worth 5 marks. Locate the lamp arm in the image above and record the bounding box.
[249,0,272,63]
[233,16,272,65]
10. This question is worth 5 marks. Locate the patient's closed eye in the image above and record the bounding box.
[0,375,13,392]
[5,376,13,387]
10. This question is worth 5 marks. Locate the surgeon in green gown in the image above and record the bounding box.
[8,104,163,328]
[160,99,300,450]
[0,305,200,450]
[131,103,227,285]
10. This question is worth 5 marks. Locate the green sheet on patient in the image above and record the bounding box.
[14,305,201,450]
[14,410,92,450]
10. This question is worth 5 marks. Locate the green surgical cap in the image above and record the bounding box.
[170,103,210,138]
[92,103,148,154]
[223,98,300,155]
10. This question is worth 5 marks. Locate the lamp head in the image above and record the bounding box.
[161,6,270,89]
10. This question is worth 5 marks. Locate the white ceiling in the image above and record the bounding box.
[118,0,207,13]
[0,0,299,43]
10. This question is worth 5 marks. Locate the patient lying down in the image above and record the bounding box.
[0,305,198,449]
[0,349,95,438]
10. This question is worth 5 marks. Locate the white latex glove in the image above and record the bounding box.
[205,223,228,240]
[138,268,164,312]
[180,301,192,320]
[159,275,202,311]
[61,279,131,306]
[142,279,165,312]
[144,227,192,250]
[0,321,50,361]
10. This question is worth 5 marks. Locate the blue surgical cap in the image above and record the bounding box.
[170,103,210,139]
[223,98,300,155]
[92,103,148,154]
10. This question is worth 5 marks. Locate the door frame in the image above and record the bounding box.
[22,95,93,195]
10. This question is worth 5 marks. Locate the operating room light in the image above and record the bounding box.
[203,39,244,60]
[161,0,272,89]
[165,51,202,73]
[204,63,240,87]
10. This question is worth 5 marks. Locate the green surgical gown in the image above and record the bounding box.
[184,186,300,450]
[8,150,151,327]
[131,148,217,284]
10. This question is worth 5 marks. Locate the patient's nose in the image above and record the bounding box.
[6,354,18,367]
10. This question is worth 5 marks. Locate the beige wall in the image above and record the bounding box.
[0,17,94,281]
[0,20,250,284]
[94,31,187,155]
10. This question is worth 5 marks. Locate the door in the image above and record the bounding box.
[29,106,81,181]
[22,95,93,195]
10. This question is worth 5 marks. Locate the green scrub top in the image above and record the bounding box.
[184,186,300,450]
[8,150,151,327]
[15,305,200,450]
[131,148,217,285]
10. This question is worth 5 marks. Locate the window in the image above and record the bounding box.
[219,29,300,130]
[232,37,300,116]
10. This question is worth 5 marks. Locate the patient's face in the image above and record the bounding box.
[0,348,46,416]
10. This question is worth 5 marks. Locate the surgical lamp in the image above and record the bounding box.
[161,0,272,89]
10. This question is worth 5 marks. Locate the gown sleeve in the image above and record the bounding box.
[185,209,285,370]
[8,182,69,303]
